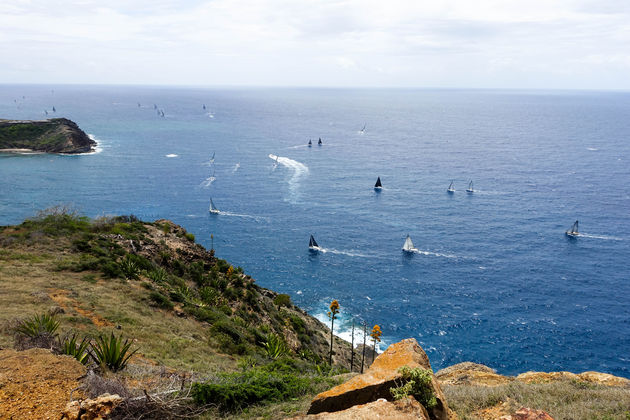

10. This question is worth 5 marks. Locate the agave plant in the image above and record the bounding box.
[263,333,288,360]
[14,313,60,338]
[119,256,140,280]
[90,333,138,372]
[147,267,168,283]
[59,333,90,365]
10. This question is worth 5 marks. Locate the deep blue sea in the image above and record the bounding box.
[1,85,629,377]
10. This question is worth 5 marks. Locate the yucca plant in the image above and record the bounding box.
[147,267,168,282]
[262,333,289,360]
[90,333,138,372]
[59,333,91,365]
[119,255,140,280]
[14,313,60,338]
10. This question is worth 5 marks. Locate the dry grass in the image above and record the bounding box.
[0,240,236,374]
[444,380,630,420]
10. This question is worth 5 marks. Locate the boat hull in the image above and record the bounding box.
[447,189,455,193]
[209,210,220,214]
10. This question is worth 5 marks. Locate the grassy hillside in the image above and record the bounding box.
[0,207,357,418]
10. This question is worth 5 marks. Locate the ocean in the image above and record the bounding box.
[1,85,629,377]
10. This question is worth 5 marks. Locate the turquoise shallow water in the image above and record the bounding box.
[1,85,629,376]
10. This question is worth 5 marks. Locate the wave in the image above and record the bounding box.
[579,233,623,241]
[407,248,460,259]
[587,147,598,151]
[269,154,309,203]
[165,153,178,158]
[232,163,240,173]
[312,311,387,352]
[200,176,216,188]
[316,247,372,258]
[213,211,269,222]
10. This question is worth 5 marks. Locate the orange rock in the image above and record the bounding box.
[307,338,456,420]
[578,371,630,387]
[436,362,513,386]
[295,397,430,419]
[61,393,123,420]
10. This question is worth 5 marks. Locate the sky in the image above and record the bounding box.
[1,0,630,89]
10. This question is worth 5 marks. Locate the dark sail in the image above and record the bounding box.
[309,235,319,248]
[318,138,322,145]
[374,177,382,188]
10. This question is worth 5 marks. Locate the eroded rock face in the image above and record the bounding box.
[307,338,456,420]
[61,393,123,420]
[516,371,630,387]
[296,397,430,419]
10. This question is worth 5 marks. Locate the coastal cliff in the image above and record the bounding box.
[0,118,96,153]
[0,210,628,419]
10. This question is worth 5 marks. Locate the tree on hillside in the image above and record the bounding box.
[327,300,340,365]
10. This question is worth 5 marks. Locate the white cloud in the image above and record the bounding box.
[0,0,629,88]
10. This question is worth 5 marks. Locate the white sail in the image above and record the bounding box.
[209,198,220,214]
[466,180,474,192]
[402,235,417,252]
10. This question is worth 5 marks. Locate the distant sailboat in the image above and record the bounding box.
[360,123,366,133]
[402,234,418,253]
[210,152,215,164]
[203,104,206,110]
[308,235,321,252]
[566,220,579,237]
[52,106,56,112]
[447,181,455,193]
[308,139,312,147]
[374,177,383,190]
[318,138,322,146]
[209,198,220,214]
[466,180,474,193]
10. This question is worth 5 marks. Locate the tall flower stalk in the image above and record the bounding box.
[327,300,340,365]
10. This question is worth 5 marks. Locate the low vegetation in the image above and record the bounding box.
[0,207,353,418]
[443,380,630,420]
[390,366,437,408]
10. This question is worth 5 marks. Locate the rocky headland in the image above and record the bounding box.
[0,118,96,153]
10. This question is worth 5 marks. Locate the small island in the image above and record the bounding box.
[0,118,96,154]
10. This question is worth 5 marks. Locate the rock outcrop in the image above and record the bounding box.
[0,348,87,419]
[306,338,456,420]
[0,118,96,153]
[296,397,430,419]
[61,393,123,420]
[436,362,630,388]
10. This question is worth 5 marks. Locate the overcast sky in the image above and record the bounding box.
[1,0,629,89]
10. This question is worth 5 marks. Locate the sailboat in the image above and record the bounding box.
[318,138,322,146]
[360,123,366,133]
[308,235,321,252]
[203,104,206,110]
[308,139,312,147]
[402,234,418,253]
[209,198,220,214]
[466,180,474,193]
[374,177,383,190]
[447,181,455,193]
[566,220,579,237]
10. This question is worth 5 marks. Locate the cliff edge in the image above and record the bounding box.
[0,118,96,153]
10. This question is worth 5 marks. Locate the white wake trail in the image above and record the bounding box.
[269,154,309,202]
[317,248,372,258]
[214,211,269,222]
[579,233,623,241]
[200,176,216,188]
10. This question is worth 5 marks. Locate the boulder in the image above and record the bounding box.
[577,371,630,387]
[295,397,429,419]
[61,393,123,420]
[307,338,456,420]
[436,362,513,386]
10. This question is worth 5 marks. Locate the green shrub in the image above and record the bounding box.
[224,287,240,301]
[82,274,98,284]
[390,366,437,408]
[186,306,226,324]
[199,287,219,306]
[147,267,168,282]
[263,333,289,360]
[289,314,306,334]
[119,255,140,280]
[191,369,314,411]
[273,294,291,308]
[189,261,205,285]
[185,232,195,242]
[59,333,90,365]
[101,261,122,278]
[149,291,173,310]
[90,333,137,372]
